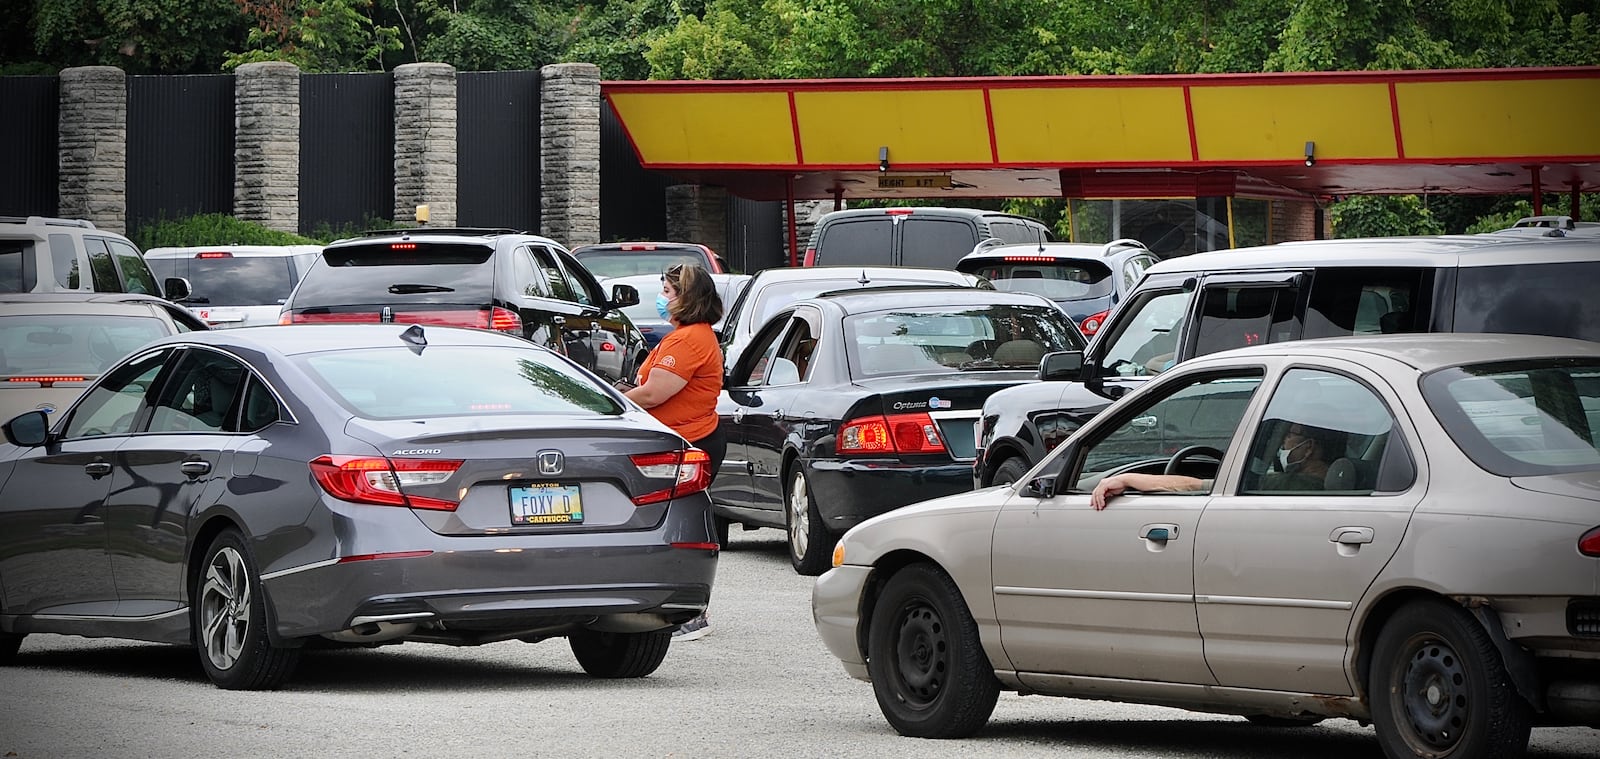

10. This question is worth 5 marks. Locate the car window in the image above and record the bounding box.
[48,234,79,288]
[62,349,170,439]
[901,218,978,269]
[0,240,38,293]
[528,246,575,301]
[733,312,792,386]
[816,219,892,266]
[554,250,603,306]
[574,250,706,278]
[1453,262,1600,343]
[1192,284,1298,358]
[1097,289,1191,377]
[1423,358,1600,477]
[296,345,622,419]
[1240,368,1404,495]
[295,242,495,307]
[146,255,299,306]
[768,313,820,386]
[149,348,248,433]
[1304,268,1433,339]
[848,303,1081,377]
[0,313,170,376]
[1069,372,1264,494]
[969,260,1113,301]
[238,374,284,432]
[107,240,159,296]
[84,238,121,292]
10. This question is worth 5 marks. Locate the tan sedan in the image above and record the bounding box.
[813,334,1600,759]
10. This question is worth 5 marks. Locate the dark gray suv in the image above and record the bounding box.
[802,207,1052,269]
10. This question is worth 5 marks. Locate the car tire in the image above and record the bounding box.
[991,457,1031,487]
[1371,600,1531,759]
[195,529,300,690]
[1244,714,1325,727]
[867,563,1000,738]
[569,629,671,678]
[713,515,732,547]
[0,631,22,665]
[785,467,829,576]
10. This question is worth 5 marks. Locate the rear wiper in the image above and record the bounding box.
[177,296,210,304]
[388,284,453,294]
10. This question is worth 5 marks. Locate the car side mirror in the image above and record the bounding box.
[610,283,640,309]
[1022,474,1055,499]
[163,276,191,301]
[3,410,50,447]
[1038,350,1084,381]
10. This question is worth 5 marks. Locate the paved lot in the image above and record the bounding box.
[1,528,1596,759]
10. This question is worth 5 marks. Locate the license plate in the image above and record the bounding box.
[509,482,583,525]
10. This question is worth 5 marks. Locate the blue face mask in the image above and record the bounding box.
[656,292,672,321]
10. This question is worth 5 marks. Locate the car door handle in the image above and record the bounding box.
[732,407,746,423]
[1141,523,1180,541]
[1131,415,1158,429]
[180,460,212,477]
[84,460,112,478]
[1331,526,1374,545]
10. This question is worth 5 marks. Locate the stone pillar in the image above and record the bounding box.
[234,61,300,233]
[57,66,127,233]
[394,63,457,227]
[540,63,601,247]
[666,185,729,259]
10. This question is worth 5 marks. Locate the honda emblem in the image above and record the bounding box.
[537,450,564,476]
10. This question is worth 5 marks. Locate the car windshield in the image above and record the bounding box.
[297,345,624,419]
[575,250,707,278]
[1423,357,1600,477]
[147,255,303,306]
[0,313,170,376]
[966,260,1113,301]
[847,303,1082,377]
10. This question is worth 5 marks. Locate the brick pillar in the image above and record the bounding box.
[666,185,729,260]
[57,66,127,232]
[1271,199,1325,242]
[234,61,300,233]
[540,63,601,247]
[394,63,457,227]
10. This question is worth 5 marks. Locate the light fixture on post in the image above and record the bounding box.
[1304,141,1316,167]
[878,146,890,173]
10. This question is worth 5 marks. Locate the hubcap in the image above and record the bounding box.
[788,474,809,561]
[1397,636,1470,751]
[892,602,947,708]
[199,546,251,671]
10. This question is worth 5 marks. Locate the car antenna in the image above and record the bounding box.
[399,324,428,353]
[858,269,870,285]
[1036,225,1046,254]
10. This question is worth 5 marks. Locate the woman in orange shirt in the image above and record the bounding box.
[622,262,724,640]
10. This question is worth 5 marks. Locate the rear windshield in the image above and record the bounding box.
[847,303,1083,377]
[575,249,708,278]
[816,219,893,266]
[291,243,495,308]
[0,313,170,376]
[147,255,302,306]
[296,345,623,419]
[964,260,1113,301]
[1422,358,1600,477]
[901,218,979,268]
[1453,262,1600,342]
[0,240,37,293]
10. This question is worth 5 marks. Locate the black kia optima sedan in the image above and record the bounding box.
[0,325,717,689]
[711,287,1084,575]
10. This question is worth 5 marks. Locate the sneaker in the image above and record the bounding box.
[671,614,712,642]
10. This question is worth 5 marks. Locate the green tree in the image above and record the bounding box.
[1329,195,1444,238]
[225,0,401,71]
[27,0,250,73]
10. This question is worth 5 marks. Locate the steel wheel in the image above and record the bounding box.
[193,529,300,690]
[785,467,828,575]
[866,563,999,738]
[1371,600,1531,759]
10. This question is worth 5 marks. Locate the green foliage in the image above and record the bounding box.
[225,0,402,72]
[26,0,249,73]
[131,213,320,249]
[1329,195,1445,238]
[306,214,412,243]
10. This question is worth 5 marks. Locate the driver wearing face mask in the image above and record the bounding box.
[1258,423,1339,491]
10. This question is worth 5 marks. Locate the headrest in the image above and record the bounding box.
[1324,458,1358,490]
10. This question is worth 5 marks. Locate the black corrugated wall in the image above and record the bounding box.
[458,71,541,232]
[726,196,784,274]
[300,73,393,237]
[126,75,234,232]
[0,76,59,217]
[600,99,672,242]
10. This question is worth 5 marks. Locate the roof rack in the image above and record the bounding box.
[1101,238,1150,254]
[0,216,98,229]
[815,283,975,299]
[356,226,525,237]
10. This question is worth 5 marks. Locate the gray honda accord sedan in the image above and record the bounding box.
[0,324,718,689]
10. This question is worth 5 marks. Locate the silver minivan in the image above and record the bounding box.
[144,244,321,328]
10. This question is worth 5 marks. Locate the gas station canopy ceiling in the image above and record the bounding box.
[602,67,1600,202]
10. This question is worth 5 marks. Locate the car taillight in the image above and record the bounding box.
[1080,309,1110,336]
[803,248,818,266]
[489,306,521,332]
[599,341,616,352]
[1581,526,1600,557]
[279,312,293,325]
[309,455,462,511]
[837,413,946,455]
[629,449,712,505]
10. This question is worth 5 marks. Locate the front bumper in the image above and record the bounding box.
[812,564,872,681]
[804,458,974,532]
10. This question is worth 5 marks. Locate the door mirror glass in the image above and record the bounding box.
[1022,474,1055,499]
[3,410,50,447]
[163,276,191,301]
[610,282,640,309]
[1039,350,1083,381]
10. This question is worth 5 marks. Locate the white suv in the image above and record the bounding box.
[0,216,186,300]
[145,244,320,328]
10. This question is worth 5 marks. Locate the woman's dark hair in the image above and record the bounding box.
[665,262,723,326]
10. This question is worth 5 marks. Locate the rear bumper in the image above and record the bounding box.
[803,457,974,533]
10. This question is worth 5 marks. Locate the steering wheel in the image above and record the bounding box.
[1164,445,1224,475]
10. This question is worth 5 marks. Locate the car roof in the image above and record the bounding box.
[816,207,1045,223]
[573,242,712,253]
[806,286,1055,313]
[144,244,322,257]
[1188,333,1600,373]
[961,239,1150,262]
[325,228,561,247]
[1143,234,1600,274]
[0,300,175,318]
[153,324,541,356]
[751,265,976,284]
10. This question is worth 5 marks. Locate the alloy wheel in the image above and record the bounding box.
[199,546,252,672]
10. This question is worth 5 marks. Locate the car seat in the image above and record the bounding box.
[993,339,1045,367]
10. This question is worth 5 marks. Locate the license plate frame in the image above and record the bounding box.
[509,482,584,525]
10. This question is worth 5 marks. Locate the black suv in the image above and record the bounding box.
[802,207,1052,269]
[281,228,648,383]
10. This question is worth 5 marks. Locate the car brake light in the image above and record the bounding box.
[629,449,712,505]
[1002,255,1055,263]
[885,208,914,216]
[196,251,232,259]
[1581,526,1600,557]
[8,375,86,387]
[1080,309,1110,336]
[489,306,521,332]
[391,243,417,250]
[837,413,946,455]
[619,243,656,251]
[310,455,462,511]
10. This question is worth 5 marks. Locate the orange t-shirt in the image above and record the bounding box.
[636,322,723,441]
